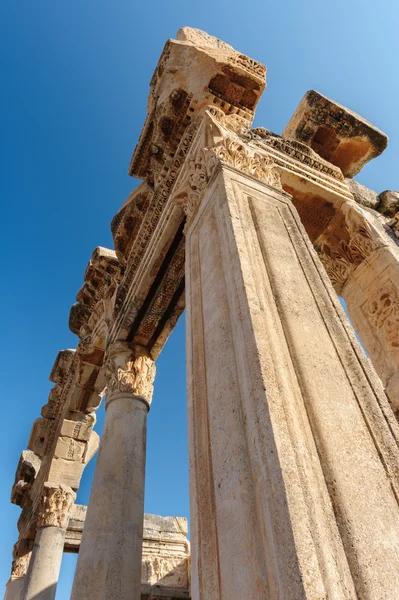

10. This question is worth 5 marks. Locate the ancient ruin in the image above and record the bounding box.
[4,27,399,600]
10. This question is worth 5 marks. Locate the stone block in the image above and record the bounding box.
[27,418,50,458]
[283,90,388,177]
[377,190,399,217]
[11,451,41,507]
[83,430,99,464]
[60,412,95,441]
[54,436,86,461]
[47,457,85,490]
[49,349,75,385]
[345,178,379,209]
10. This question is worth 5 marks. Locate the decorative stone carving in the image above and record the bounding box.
[365,280,399,350]
[69,247,123,339]
[377,190,399,217]
[37,484,76,529]
[104,341,156,404]
[172,108,282,227]
[111,183,153,264]
[11,553,30,578]
[314,206,387,293]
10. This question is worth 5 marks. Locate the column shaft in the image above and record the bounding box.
[185,163,399,599]
[4,578,25,600]
[71,396,147,600]
[20,527,65,600]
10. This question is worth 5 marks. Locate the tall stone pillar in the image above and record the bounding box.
[4,553,31,600]
[21,484,75,600]
[183,112,399,599]
[71,341,155,600]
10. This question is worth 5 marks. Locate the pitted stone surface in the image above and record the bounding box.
[283,89,388,176]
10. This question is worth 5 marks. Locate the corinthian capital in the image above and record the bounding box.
[37,484,76,529]
[104,341,156,406]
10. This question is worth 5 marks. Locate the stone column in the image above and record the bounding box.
[71,341,155,600]
[4,553,31,600]
[183,112,399,599]
[21,484,75,600]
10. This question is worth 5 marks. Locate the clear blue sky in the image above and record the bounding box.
[1,1,398,598]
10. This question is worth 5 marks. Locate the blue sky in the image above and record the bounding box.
[1,1,398,598]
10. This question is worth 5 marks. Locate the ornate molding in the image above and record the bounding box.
[315,211,386,293]
[104,341,156,405]
[37,484,76,529]
[175,108,282,226]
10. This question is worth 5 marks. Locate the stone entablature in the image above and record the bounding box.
[65,508,190,587]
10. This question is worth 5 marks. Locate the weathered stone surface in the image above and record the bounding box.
[83,430,99,464]
[60,411,95,441]
[129,27,266,186]
[53,436,86,461]
[11,452,41,507]
[47,457,84,491]
[377,189,399,216]
[183,111,399,598]
[69,246,123,339]
[49,349,75,386]
[21,525,66,600]
[142,514,189,589]
[71,343,155,600]
[27,418,51,458]
[283,90,388,177]
[345,177,379,209]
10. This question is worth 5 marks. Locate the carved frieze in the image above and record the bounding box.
[37,484,76,529]
[69,247,123,340]
[170,108,282,227]
[104,341,156,404]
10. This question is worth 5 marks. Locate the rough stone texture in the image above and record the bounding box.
[184,113,399,598]
[283,90,388,177]
[59,412,95,441]
[47,457,85,491]
[11,452,41,508]
[377,189,399,216]
[345,177,379,209]
[142,514,189,589]
[64,508,190,593]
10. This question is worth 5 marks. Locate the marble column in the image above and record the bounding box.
[20,485,75,600]
[4,553,31,600]
[183,112,399,599]
[71,341,155,600]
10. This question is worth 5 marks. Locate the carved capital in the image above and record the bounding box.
[11,553,31,578]
[174,109,282,227]
[104,341,156,406]
[37,484,76,529]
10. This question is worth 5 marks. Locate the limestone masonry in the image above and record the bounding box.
[4,27,399,600]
